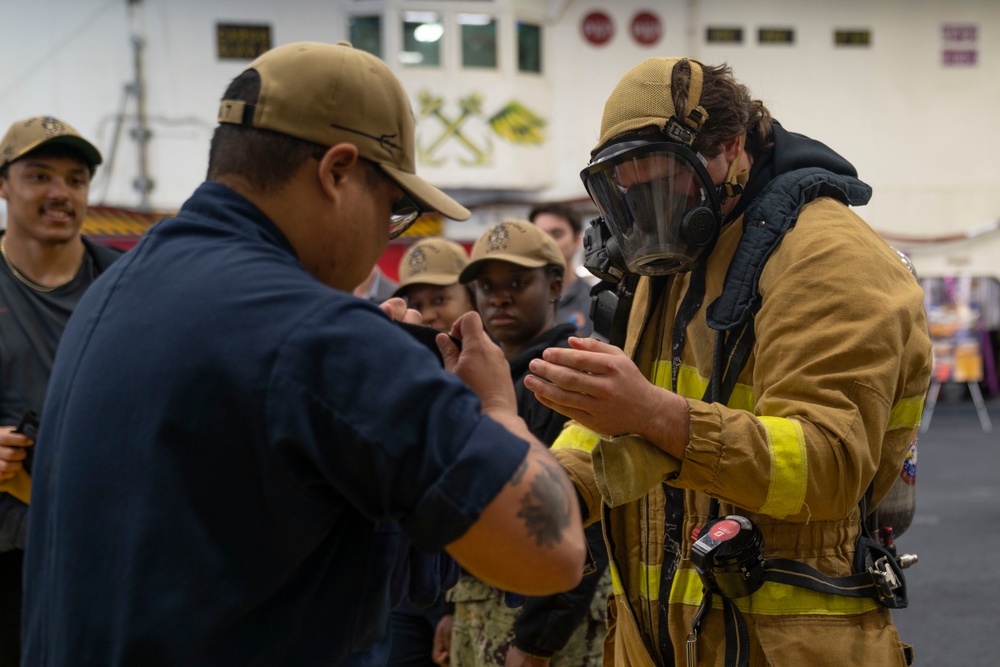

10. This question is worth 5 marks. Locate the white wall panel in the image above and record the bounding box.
[2,0,998,275]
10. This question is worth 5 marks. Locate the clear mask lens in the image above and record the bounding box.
[582,142,721,275]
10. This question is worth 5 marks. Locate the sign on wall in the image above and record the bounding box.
[630,12,662,46]
[758,28,795,45]
[582,11,614,46]
[706,27,743,44]
[941,23,978,67]
[834,29,871,47]
[416,91,547,167]
[216,24,272,60]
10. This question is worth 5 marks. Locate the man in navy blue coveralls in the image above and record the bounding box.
[22,42,586,667]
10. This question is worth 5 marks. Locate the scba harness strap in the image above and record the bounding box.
[687,505,909,667]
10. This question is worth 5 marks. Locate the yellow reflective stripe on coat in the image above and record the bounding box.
[609,560,661,600]
[757,416,808,519]
[616,563,880,614]
[551,422,601,453]
[888,394,924,430]
[653,362,755,412]
[664,363,807,518]
[669,567,879,616]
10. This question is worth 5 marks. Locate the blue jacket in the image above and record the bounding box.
[23,182,527,666]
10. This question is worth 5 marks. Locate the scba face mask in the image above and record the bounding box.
[581,139,721,276]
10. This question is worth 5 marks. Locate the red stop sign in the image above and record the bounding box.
[582,11,614,46]
[631,11,662,45]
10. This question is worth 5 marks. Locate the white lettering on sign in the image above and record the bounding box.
[582,11,614,46]
[710,520,741,540]
[631,12,662,46]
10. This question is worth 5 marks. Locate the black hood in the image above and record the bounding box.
[726,120,861,223]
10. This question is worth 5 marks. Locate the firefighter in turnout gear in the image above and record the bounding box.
[525,57,932,666]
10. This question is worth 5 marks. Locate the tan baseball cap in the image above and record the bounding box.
[594,57,706,153]
[0,116,102,171]
[392,237,469,297]
[459,219,566,283]
[217,41,469,221]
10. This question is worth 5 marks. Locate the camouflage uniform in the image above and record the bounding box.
[447,571,612,667]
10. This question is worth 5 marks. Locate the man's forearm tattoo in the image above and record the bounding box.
[516,458,571,548]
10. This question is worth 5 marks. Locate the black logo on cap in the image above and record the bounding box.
[486,223,511,253]
[329,123,401,156]
[409,247,428,274]
[39,117,67,136]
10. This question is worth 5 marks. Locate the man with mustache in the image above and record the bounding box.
[0,115,120,663]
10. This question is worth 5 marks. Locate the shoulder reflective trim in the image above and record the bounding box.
[757,416,808,519]
[653,361,755,411]
[888,394,925,430]
[608,560,661,601]
[551,423,601,453]
[669,567,879,616]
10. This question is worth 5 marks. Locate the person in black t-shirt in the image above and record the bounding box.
[0,115,119,664]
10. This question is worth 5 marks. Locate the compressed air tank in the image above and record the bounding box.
[873,435,918,538]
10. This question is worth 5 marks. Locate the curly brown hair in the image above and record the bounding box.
[671,60,773,158]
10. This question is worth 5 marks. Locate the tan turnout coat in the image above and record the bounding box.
[553,197,932,666]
